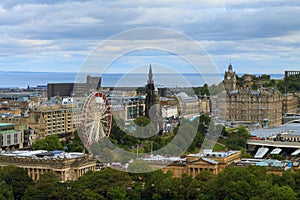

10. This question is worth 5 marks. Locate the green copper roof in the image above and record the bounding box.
[0,130,20,135]
[0,123,14,127]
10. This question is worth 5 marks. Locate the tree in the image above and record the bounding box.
[32,135,64,151]
[197,166,270,200]
[107,186,128,200]
[0,182,14,200]
[133,116,156,138]
[0,165,33,200]
[198,114,211,133]
[226,126,250,150]
[187,170,215,199]
[24,172,67,200]
[134,116,151,126]
[264,185,297,200]
[141,170,173,199]
[66,130,85,152]
[74,168,132,199]
[128,160,152,173]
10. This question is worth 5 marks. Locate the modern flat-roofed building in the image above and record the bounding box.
[109,95,146,122]
[0,123,22,150]
[47,76,101,99]
[47,83,75,99]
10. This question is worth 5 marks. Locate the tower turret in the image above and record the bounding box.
[224,63,237,91]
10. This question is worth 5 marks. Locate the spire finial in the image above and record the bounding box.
[148,64,153,84]
[228,61,233,73]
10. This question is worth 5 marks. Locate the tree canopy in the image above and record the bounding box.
[32,135,64,151]
[1,165,300,199]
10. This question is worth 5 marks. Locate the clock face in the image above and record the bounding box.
[227,76,231,80]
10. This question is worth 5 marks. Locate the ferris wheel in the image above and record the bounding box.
[81,92,112,148]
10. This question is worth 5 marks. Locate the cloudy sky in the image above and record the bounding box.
[0,0,300,75]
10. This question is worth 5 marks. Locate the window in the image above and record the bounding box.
[7,135,11,145]
[14,133,18,143]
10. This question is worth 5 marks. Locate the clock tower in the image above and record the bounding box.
[224,63,236,91]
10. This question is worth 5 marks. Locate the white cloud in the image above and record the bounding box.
[0,0,299,74]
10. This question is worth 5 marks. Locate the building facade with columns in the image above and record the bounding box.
[0,151,96,182]
[145,150,241,178]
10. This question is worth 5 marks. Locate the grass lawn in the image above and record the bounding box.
[213,143,226,151]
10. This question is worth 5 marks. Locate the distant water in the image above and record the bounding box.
[0,71,284,88]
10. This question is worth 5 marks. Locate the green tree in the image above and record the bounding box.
[226,126,250,150]
[74,168,132,199]
[24,172,67,200]
[187,170,215,199]
[198,114,211,133]
[134,116,151,126]
[107,186,128,200]
[128,160,152,173]
[134,116,156,138]
[264,185,297,200]
[66,130,85,152]
[198,166,269,200]
[32,135,64,151]
[0,165,33,200]
[0,182,14,200]
[141,170,173,199]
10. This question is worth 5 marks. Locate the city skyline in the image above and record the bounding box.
[0,1,300,75]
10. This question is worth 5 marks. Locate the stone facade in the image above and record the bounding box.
[176,92,200,118]
[0,152,96,182]
[282,93,298,114]
[224,63,237,91]
[28,104,77,139]
[224,64,282,127]
[145,65,157,118]
[199,95,210,113]
[147,151,241,178]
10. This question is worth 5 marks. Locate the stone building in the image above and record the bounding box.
[145,150,241,178]
[176,92,200,118]
[145,65,157,118]
[282,93,298,114]
[0,150,96,182]
[161,105,178,119]
[28,104,78,139]
[224,64,282,127]
[199,95,211,113]
[144,65,163,133]
[224,63,237,91]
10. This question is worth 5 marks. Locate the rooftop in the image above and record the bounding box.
[0,129,20,135]
[0,150,86,160]
[143,155,185,162]
[251,120,300,138]
[188,150,240,158]
[0,123,14,127]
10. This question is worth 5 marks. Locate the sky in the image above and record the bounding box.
[0,0,300,75]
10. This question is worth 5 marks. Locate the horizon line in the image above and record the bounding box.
[0,70,285,76]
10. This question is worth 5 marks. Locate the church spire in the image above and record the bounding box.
[148,64,153,84]
[228,63,233,73]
